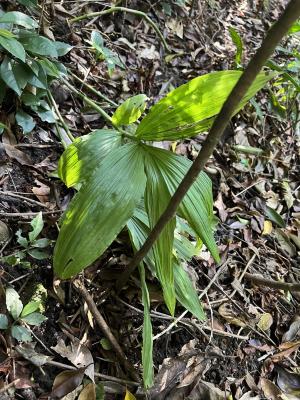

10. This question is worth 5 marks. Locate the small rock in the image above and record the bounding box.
[0,221,10,243]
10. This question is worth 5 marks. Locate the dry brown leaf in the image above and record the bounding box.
[50,369,84,399]
[51,338,94,382]
[78,383,96,400]
[260,377,282,399]
[2,143,32,165]
[271,341,300,363]
[218,303,247,327]
[257,313,273,331]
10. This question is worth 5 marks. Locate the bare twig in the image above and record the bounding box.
[0,191,49,209]
[46,360,139,386]
[116,0,300,291]
[69,7,170,52]
[244,273,300,292]
[0,211,62,218]
[72,279,140,382]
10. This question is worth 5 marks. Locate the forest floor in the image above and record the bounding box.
[0,1,299,399]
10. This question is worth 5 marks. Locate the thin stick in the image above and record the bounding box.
[47,91,75,143]
[0,191,49,209]
[72,279,140,382]
[244,272,300,292]
[69,7,170,52]
[0,211,62,218]
[0,380,20,395]
[46,360,139,386]
[116,0,300,291]
[70,72,118,107]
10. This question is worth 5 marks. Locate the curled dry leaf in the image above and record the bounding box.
[260,378,282,399]
[218,303,248,327]
[51,338,94,382]
[16,343,52,367]
[257,313,273,331]
[276,365,300,396]
[271,341,300,363]
[282,319,300,342]
[2,143,33,165]
[50,369,85,399]
[78,382,96,400]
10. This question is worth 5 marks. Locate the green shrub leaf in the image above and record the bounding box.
[144,150,176,315]
[21,312,47,326]
[0,11,38,29]
[6,287,23,320]
[54,143,146,279]
[111,94,148,126]
[0,57,22,95]
[20,35,58,57]
[0,314,8,329]
[0,35,26,62]
[136,70,276,140]
[11,325,32,342]
[29,212,43,242]
[174,262,205,321]
[21,301,41,317]
[58,129,122,188]
[139,265,154,389]
[16,109,35,133]
[229,27,243,65]
[142,145,219,262]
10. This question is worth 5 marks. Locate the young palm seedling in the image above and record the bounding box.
[55,68,276,387]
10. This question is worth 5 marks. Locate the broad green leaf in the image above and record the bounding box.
[16,110,35,133]
[20,35,58,57]
[0,36,25,62]
[112,94,148,126]
[288,21,300,34]
[229,27,243,66]
[0,29,16,38]
[54,143,146,279]
[136,70,277,140]
[54,41,73,56]
[0,11,38,29]
[11,325,32,342]
[174,262,205,321]
[6,287,23,320]
[142,145,219,262]
[29,212,44,242]
[17,0,37,7]
[0,57,21,95]
[139,265,154,389]
[21,301,41,317]
[0,36,26,62]
[16,229,28,248]
[128,207,206,321]
[0,314,8,329]
[144,150,176,315]
[31,238,51,248]
[21,312,47,326]
[91,31,104,52]
[27,248,49,259]
[265,206,285,228]
[13,62,34,90]
[58,129,122,188]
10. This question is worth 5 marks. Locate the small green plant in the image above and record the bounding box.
[0,286,47,342]
[1,212,51,267]
[89,31,125,76]
[54,68,276,387]
[0,10,72,134]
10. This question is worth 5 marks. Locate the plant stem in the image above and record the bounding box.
[60,77,113,124]
[116,0,300,292]
[244,273,300,292]
[69,6,170,52]
[69,71,118,107]
[60,77,140,141]
[47,91,75,144]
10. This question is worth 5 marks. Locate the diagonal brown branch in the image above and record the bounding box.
[116,0,300,292]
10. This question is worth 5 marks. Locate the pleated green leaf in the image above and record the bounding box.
[144,153,176,315]
[58,129,122,188]
[174,262,205,321]
[136,70,276,140]
[142,145,219,262]
[54,143,146,279]
[127,205,205,321]
[111,94,148,126]
[139,264,154,389]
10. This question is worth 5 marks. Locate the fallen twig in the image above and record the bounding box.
[244,272,300,292]
[72,279,140,382]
